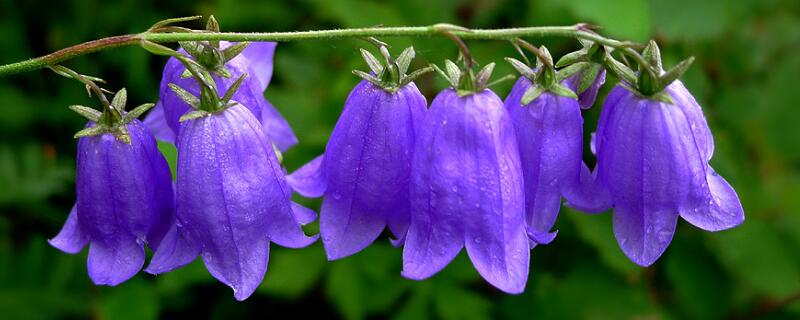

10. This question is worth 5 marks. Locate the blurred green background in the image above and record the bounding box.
[1,0,799,319]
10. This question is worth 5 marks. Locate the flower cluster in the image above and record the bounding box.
[48,19,744,299]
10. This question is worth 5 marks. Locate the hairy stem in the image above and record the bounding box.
[0,24,636,77]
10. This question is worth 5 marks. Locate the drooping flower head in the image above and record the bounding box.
[589,42,744,266]
[555,39,608,109]
[503,46,604,244]
[144,17,296,151]
[288,47,428,260]
[50,88,174,286]
[144,61,316,301]
[402,60,529,293]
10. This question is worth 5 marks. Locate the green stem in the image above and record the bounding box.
[0,24,635,77]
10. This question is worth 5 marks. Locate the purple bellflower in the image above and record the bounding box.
[50,89,174,286]
[144,40,297,151]
[402,61,530,294]
[288,47,427,260]
[144,66,316,300]
[503,48,604,245]
[587,42,744,266]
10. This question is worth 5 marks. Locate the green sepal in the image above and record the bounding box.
[658,56,695,89]
[168,83,200,109]
[111,88,127,111]
[398,66,433,88]
[603,51,637,84]
[555,62,588,83]
[360,48,384,75]
[642,40,663,72]
[147,16,202,32]
[444,59,462,86]
[520,86,545,105]
[123,103,155,123]
[352,70,382,86]
[549,83,578,99]
[578,63,602,94]
[140,40,178,57]
[395,46,415,76]
[223,42,250,62]
[555,49,587,68]
[475,62,495,89]
[206,15,220,48]
[68,105,102,122]
[221,73,247,103]
[179,110,211,122]
[505,57,536,80]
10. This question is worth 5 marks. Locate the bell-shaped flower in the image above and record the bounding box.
[144,40,297,151]
[49,89,174,286]
[503,47,606,245]
[504,76,600,244]
[288,47,428,260]
[288,82,426,259]
[590,81,744,266]
[402,60,529,294]
[144,75,316,300]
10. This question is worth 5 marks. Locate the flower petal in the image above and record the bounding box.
[507,80,585,236]
[291,202,318,225]
[563,162,612,213]
[48,204,89,254]
[600,91,683,266]
[680,167,744,231]
[320,82,424,259]
[87,236,145,286]
[287,155,327,198]
[239,42,277,92]
[260,98,298,151]
[145,223,199,274]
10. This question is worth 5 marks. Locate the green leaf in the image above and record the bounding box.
[179,110,210,122]
[221,73,247,103]
[505,57,536,80]
[123,103,155,122]
[549,84,578,99]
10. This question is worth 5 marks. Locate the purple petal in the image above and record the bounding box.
[291,202,318,225]
[505,78,585,236]
[145,223,199,274]
[599,89,684,266]
[404,89,529,293]
[320,81,426,260]
[527,229,558,245]
[287,155,327,198]
[48,204,89,254]
[239,42,277,92]
[668,81,714,161]
[680,167,744,231]
[142,102,176,143]
[261,98,298,152]
[175,104,312,300]
[87,236,145,286]
[563,162,612,213]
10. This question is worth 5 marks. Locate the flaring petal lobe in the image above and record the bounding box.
[48,204,89,254]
